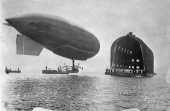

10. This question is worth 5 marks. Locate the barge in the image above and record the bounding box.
[5,66,21,74]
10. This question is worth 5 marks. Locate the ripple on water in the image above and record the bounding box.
[2,73,170,111]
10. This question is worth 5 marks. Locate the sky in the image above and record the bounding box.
[0,0,170,74]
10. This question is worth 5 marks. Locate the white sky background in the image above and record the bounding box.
[0,0,170,74]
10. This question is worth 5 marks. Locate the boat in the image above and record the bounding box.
[42,66,69,74]
[42,62,83,74]
[5,66,21,74]
[64,61,83,73]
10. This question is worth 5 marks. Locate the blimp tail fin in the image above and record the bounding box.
[16,34,44,56]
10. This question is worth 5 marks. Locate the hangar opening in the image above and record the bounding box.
[106,32,155,77]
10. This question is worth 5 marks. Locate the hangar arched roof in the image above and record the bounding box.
[110,32,154,73]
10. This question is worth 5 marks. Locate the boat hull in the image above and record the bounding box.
[6,70,21,74]
[42,70,69,74]
[66,69,79,73]
[105,71,156,77]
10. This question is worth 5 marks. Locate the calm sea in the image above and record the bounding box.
[2,73,170,111]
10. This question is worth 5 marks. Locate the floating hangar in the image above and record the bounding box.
[108,32,154,76]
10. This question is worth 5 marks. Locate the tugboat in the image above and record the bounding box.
[64,59,83,73]
[5,66,21,74]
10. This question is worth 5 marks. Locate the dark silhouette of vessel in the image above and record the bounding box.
[42,66,68,74]
[5,66,21,74]
[42,61,83,74]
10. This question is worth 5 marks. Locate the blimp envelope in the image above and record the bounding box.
[5,13,100,60]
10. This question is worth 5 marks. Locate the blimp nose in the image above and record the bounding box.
[6,18,13,25]
[5,17,20,27]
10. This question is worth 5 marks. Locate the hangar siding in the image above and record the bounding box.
[111,32,154,73]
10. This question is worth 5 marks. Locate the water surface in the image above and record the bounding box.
[2,73,170,111]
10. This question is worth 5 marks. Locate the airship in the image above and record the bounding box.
[5,13,100,69]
